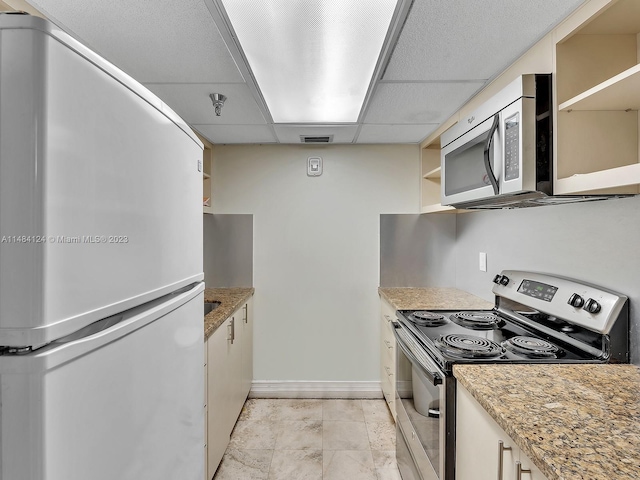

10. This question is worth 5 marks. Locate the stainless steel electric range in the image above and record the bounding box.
[391,270,629,480]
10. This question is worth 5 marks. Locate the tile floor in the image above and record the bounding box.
[212,398,400,480]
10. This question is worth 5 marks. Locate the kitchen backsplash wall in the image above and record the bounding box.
[452,196,640,364]
[203,214,253,287]
[380,214,456,287]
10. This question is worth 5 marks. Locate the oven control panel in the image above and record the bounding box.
[492,270,627,334]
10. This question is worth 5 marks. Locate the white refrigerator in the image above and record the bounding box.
[0,13,205,480]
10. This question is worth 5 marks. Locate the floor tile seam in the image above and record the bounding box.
[272,418,322,423]
[364,418,394,428]
[324,449,379,480]
[322,419,369,424]
[364,416,376,452]
[321,398,366,423]
[323,418,366,423]
[322,447,373,452]
[272,448,323,452]
[229,447,276,452]
[264,448,276,480]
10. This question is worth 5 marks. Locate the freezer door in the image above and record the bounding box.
[0,16,204,348]
[0,282,205,480]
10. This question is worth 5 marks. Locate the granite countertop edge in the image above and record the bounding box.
[378,287,494,311]
[454,364,640,480]
[203,287,254,341]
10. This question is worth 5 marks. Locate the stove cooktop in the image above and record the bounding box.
[396,308,607,373]
[394,271,630,372]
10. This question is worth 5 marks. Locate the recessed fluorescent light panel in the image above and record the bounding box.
[220,0,398,123]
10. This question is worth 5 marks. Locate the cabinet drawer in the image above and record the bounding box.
[380,363,395,415]
[380,296,397,323]
[381,364,394,391]
[380,316,395,343]
[381,317,395,351]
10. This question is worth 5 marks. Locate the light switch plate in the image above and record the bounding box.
[307,156,322,176]
[479,252,487,272]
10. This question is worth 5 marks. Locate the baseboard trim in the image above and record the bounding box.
[249,381,383,399]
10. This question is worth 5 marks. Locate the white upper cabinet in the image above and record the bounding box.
[554,0,640,195]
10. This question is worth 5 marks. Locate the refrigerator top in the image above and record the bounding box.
[0,13,202,149]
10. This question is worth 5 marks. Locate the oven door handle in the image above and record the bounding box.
[392,321,443,386]
[483,112,500,195]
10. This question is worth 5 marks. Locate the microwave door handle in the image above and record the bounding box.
[483,113,500,195]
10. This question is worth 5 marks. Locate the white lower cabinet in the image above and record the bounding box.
[205,298,253,480]
[379,296,397,420]
[456,385,548,480]
[203,342,208,480]
[241,301,253,400]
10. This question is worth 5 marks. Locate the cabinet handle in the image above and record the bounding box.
[243,304,248,324]
[384,340,393,349]
[497,440,512,480]
[228,318,235,344]
[515,461,531,480]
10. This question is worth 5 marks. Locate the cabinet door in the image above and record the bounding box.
[456,385,518,480]
[380,297,398,420]
[228,312,245,422]
[380,316,396,418]
[241,299,253,399]
[203,342,208,480]
[206,317,233,479]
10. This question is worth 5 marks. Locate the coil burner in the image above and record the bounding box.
[435,334,505,359]
[409,311,448,327]
[502,336,561,358]
[450,311,502,330]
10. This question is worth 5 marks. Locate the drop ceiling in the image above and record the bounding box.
[16,0,584,145]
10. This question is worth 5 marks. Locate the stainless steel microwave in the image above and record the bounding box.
[441,74,552,209]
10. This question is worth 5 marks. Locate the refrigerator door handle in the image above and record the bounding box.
[3,283,205,372]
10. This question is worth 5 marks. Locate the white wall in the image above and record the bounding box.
[452,196,640,364]
[211,144,419,383]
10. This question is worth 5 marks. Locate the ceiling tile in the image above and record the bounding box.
[193,125,277,144]
[146,83,267,125]
[384,0,585,81]
[24,0,586,145]
[364,82,484,124]
[29,0,244,83]
[273,125,359,144]
[356,124,438,144]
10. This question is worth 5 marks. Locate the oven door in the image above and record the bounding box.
[392,321,449,480]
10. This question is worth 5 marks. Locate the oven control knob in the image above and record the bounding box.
[567,293,584,308]
[499,275,510,286]
[583,298,601,314]
[493,274,503,284]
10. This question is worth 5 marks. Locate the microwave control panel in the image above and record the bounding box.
[504,113,520,181]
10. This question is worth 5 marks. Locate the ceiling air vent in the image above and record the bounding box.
[300,135,333,144]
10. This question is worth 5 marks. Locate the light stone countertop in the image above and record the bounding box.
[454,364,640,480]
[204,287,254,341]
[378,287,494,311]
